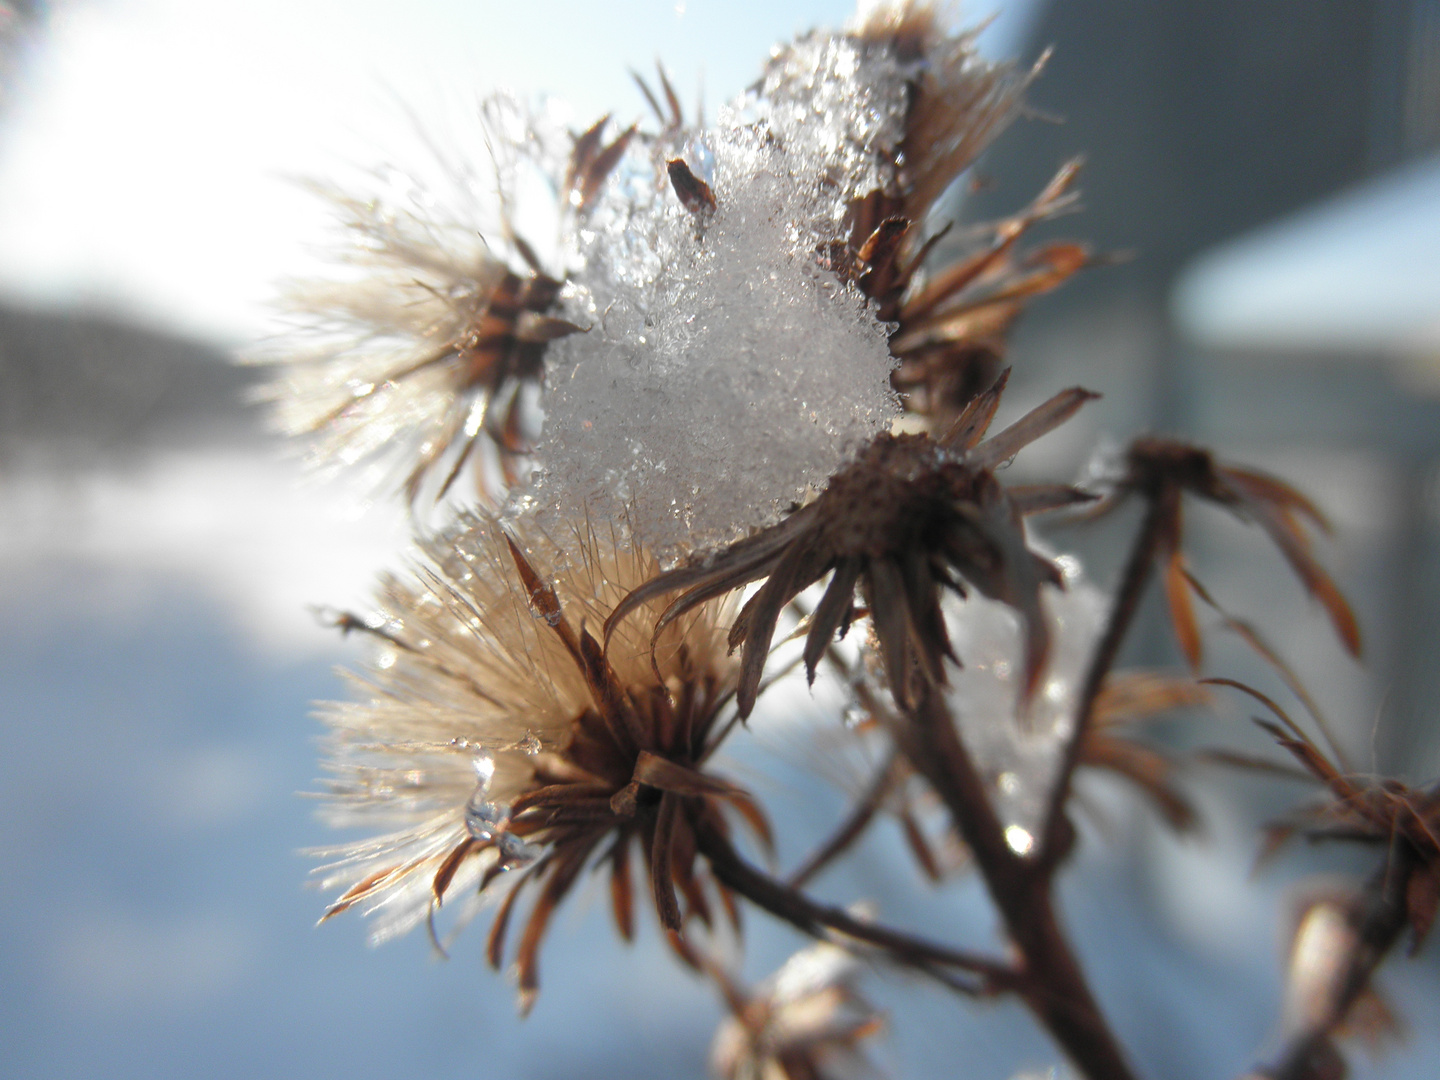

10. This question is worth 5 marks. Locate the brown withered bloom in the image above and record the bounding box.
[257,185,581,506]
[837,5,1091,420]
[606,376,1099,717]
[310,514,768,1013]
[1230,682,1440,944]
[1115,436,1362,669]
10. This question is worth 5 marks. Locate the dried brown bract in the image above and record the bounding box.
[607,381,1098,717]
[668,157,718,214]
[632,61,687,135]
[564,113,637,213]
[310,516,767,1012]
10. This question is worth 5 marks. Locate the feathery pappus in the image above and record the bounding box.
[310,514,769,1013]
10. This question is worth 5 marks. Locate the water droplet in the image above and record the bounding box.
[1004,825,1035,856]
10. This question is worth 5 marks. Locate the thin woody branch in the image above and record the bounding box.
[1039,489,1172,867]
[693,816,1020,995]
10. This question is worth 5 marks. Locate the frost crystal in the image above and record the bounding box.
[524,33,914,560]
[944,555,1108,838]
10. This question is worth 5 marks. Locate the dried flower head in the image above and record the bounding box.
[855,1,1028,223]
[708,941,885,1080]
[1218,676,1437,1080]
[310,514,769,1012]
[1116,436,1362,667]
[607,377,1099,718]
[1210,679,1439,956]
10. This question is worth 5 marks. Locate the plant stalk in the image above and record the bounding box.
[898,682,1141,1080]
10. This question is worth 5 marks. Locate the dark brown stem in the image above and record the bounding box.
[897,683,1141,1080]
[787,749,901,888]
[694,816,1019,995]
[1253,839,1419,1080]
[1038,490,1171,868]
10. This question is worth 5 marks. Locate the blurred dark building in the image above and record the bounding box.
[968,0,1440,772]
[0,303,257,469]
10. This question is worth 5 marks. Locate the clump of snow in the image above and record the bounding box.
[751,30,916,217]
[520,31,914,561]
[944,555,1108,843]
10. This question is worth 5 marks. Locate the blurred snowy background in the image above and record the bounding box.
[1,1,1438,1078]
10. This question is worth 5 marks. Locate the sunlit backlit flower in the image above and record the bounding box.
[310,514,768,1012]
[254,97,612,506]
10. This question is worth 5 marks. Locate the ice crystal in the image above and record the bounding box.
[525,33,916,560]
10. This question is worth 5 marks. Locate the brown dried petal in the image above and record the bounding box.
[967,386,1100,471]
[1162,540,1203,671]
[938,367,1009,449]
[609,839,635,943]
[651,792,684,931]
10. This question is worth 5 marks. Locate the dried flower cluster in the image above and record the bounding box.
[257,4,1431,1080]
